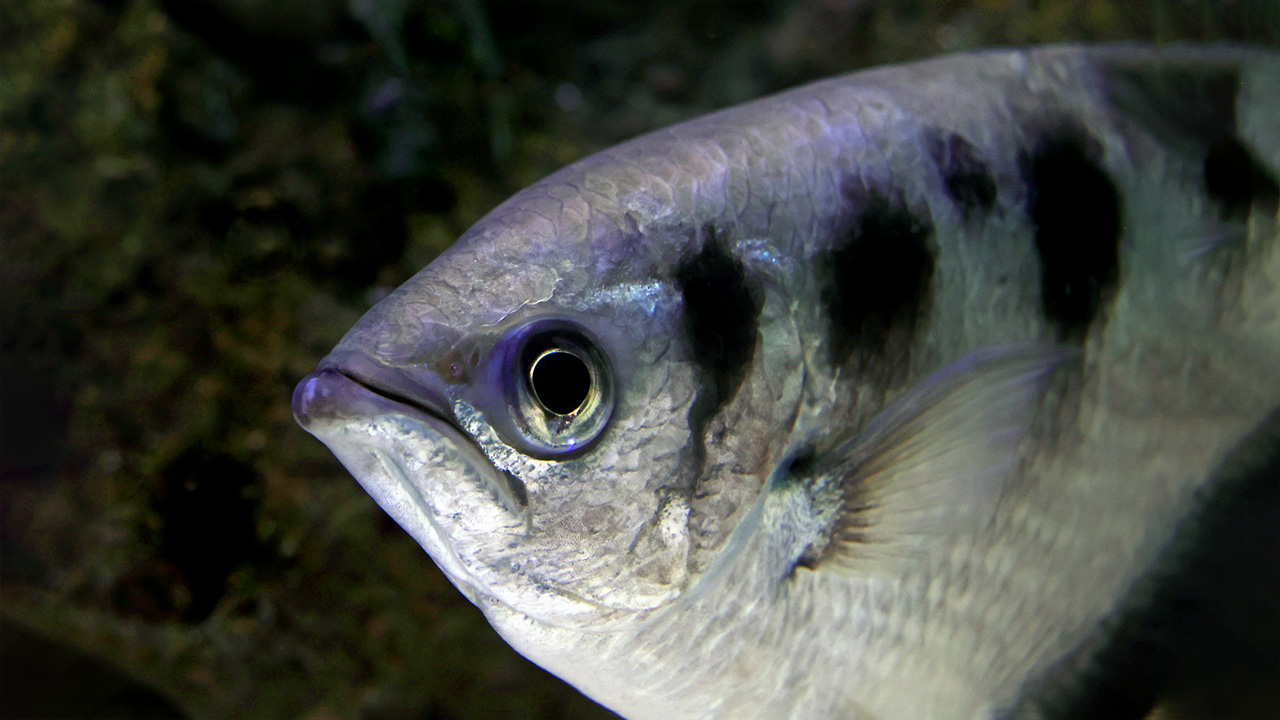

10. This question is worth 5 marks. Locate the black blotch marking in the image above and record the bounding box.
[1022,130,1122,343]
[1101,59,1240,158]
[154,448,261,623]
[822,192,936,370]
[1100,58,1279,226]
[926,129,998,218]
[674,231,763,488]
[1204,136,1280,223]
[675,230,763,412]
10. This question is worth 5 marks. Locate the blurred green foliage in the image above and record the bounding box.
[1,0,1275,718]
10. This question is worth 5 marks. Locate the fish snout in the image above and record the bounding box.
[292,369,366,429]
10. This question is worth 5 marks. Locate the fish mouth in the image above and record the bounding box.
[298,352,529,511]
[293,359,532,604]
[295,360,671,623]
[314,351,457,428]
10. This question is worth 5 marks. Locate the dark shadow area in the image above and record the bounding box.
[0,617,187,719]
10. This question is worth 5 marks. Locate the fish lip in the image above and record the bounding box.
[309,352,530,511]
[318,352,457,428]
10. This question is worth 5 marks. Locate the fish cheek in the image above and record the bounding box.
[679,283,808,576]
[512,301,701,593]
[626,491,692,589]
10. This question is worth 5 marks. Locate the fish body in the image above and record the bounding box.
[293,45,1280,719]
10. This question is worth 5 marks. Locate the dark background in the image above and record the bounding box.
[2,1,1276,718]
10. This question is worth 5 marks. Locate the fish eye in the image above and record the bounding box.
[504,321,613,458]
[528,349,591,416]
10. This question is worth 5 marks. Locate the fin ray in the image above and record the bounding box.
[801,345,1070,573]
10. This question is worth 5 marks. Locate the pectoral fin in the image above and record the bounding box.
[795,345,1070,573]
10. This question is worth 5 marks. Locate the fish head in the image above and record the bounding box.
[293,180,805,632]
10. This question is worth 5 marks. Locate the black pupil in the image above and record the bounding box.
[530,350,591,416]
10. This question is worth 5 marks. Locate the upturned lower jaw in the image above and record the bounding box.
[292,366,529,561]
[301,348,531,516]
